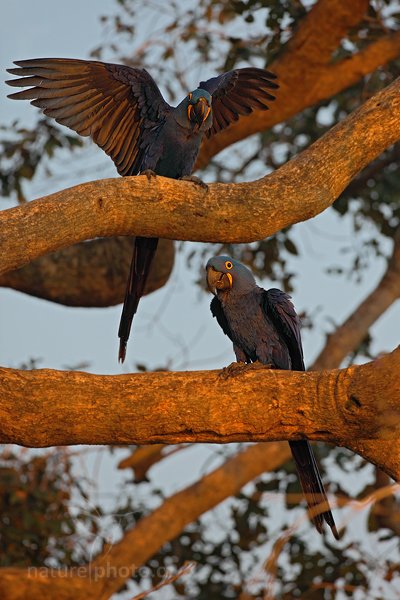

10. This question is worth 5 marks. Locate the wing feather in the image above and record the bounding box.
[262,288,304,371]
[210,296,234,342]
[263,289,338,537]
[6,57,171,176]
[199,67,278,137]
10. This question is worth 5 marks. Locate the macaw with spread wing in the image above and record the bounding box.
[206,255,338,538]
[7,58,278,361]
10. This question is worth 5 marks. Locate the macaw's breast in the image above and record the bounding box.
[220,288,292,369]
[149,118,205,179]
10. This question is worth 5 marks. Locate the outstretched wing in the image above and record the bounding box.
[262,288,305,371]
[198,67,278,138]
[6,58,171,176]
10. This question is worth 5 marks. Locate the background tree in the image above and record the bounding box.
[1,0,400,598]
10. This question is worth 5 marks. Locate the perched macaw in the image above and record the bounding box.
[6,58,278,362]
[206,255,338,538]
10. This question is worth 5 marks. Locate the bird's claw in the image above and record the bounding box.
[248,361,274,371]
[141,169,157,181]
[219,362,248,380]
[219,361,273,380]
[180,175,208,190]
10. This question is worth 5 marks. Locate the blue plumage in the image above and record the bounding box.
[7,59,278,361]
[206,255,338,538]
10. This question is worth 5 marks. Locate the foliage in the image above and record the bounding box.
[0,119,82,203]
[0,448,99,567]
[125,447,400,599]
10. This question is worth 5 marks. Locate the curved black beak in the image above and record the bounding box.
[206,266,232,294]
[188,97,211,125]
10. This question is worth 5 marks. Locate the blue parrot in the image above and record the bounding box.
[6,58,278,362]
[206,255,338,538]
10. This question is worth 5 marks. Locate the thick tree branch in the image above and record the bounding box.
[279,0,369,64]
[1,78,399,276]
[1,352,399,598]
[0,237,174,306]
[1,258,399,598]
[197,13,400,167]
[0,349,399,476]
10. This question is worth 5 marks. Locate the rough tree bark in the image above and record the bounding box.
[2,242,398,598]
[0,348,398,598]
[0,348,399,476]
[1,77,399,277]
[0,237,174,306]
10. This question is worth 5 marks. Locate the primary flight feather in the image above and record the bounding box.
[6,58,278,361]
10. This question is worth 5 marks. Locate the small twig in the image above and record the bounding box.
[130,561,196,600]
[311,581,363,593]
[261,483,400,596]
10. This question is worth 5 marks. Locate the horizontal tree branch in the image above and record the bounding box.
[1,77,399,276]
[0,237,174,306]
[3,5,399,306]
[0,349,399,476]
[0,353,399,598]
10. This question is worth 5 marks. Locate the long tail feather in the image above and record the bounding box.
[289,440,339,539]
[118,236,159,362]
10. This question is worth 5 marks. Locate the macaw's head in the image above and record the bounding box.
[206,255,257,296]
[186,88,212,128]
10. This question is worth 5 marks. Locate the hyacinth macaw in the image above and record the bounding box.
[6,58,278,361]
[206,255,338,538]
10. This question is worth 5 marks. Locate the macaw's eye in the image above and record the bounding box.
[225,261,233,270]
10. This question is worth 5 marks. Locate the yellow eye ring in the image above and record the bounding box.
[225,261,233,270]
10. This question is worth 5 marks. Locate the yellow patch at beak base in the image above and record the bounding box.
[226,273,233,287]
